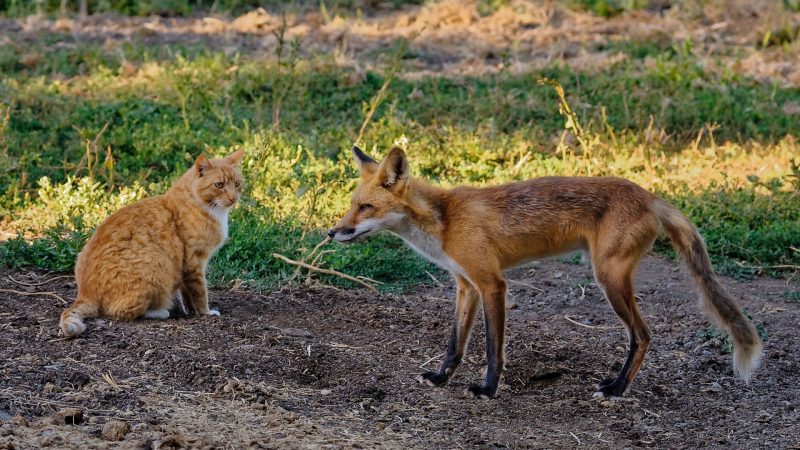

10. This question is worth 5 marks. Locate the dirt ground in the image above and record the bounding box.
[1,0,798,85]
[1,255,798,449]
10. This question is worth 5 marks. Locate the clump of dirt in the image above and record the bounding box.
[1,255,798,448]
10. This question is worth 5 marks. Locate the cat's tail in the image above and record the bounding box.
[59,298,99,338]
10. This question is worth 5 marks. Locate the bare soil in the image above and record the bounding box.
[1,0,798,85]
[1,255,798,449]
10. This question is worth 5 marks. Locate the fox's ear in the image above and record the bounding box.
[195,154,211,176]
[377,147,409,191]
[226,149,245,165]
[351,145,378,177]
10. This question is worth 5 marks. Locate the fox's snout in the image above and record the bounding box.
[328,226,356,240]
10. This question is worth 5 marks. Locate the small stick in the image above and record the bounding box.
[272,253,378,292]
[418,352,445,369]
[292,237,331,279]
[0,289,68,305]
[733,261,800,271]
[642,408,662,418]
[564,316,621,331]
[7,275,73,287]
[310,249,335,268]
[306,249,335,284]
[507,279,545,292]
[424,271,443,286]
[569,432,582,446]
[356,275,384,285]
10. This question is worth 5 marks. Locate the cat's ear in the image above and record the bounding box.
[226,149,245,165]
[195,154,211,177]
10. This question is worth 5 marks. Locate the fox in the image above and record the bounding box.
[328,146,762,399]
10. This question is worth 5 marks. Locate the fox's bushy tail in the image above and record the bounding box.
[653,199,762,381]
[59,299,99,338]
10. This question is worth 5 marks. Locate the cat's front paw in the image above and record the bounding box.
[205,309,220,317]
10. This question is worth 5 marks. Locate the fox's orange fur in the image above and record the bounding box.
[330,146,762,399]
[59,150,245,337]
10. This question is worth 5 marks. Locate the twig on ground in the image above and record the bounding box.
[418,352,445,369]
[356,275,384,285]
[273,253,378,292]
[507,279,545,292]
[564,316,621,331]
[0,289,68,305]
[642,408,662,418]
[292,237,331,279]
[7,275,73,287]
[102,372,122,391]
[734,261,800,271]
[424,271,444,286]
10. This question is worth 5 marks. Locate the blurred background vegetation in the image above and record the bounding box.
[0,0,798,291]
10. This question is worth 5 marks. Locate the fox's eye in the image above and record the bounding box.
[234,181,241,188]
[359,204,373,212]
[214,182,224,189]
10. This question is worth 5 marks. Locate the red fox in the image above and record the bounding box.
[329,146,762,399]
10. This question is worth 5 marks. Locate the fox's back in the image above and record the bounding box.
[443,176,658,264]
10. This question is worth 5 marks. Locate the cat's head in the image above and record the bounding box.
[191,150,245,209]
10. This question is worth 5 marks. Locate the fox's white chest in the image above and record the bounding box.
[396,225,466,279]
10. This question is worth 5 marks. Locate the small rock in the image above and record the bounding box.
[281,327,312,337]
[553,271,564,279]
[57,408,83,425]
[506,302,519,310]
[12,416,28,427]
[102,420,130,441]
[757,410,773,423]
[0,409,11,421]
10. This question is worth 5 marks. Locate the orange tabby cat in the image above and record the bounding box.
[59,150,245,337]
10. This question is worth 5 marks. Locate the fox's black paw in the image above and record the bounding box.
[466,384,496,400]
[416,371,449,387]
[593,378,626,399]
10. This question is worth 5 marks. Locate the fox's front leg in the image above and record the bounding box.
[419,276,479,386]
[182,267,219,317]
[468,275,507,399]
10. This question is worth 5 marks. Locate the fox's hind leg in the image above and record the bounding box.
[592,262,650,398]
[418,276,480,387]
[590,222,657,398]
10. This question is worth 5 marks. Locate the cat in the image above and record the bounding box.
[59,150,245,337]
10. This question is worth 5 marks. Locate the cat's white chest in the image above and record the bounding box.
[206,207,230,244]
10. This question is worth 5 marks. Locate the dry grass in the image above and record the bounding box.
[5,0,799,84]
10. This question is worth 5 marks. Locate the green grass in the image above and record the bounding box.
[700,311,769,354]
[1,21,799,291]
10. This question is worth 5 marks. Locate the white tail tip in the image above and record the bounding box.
[733,342,762,383]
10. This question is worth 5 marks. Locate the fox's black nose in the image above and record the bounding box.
[327,229,336,238]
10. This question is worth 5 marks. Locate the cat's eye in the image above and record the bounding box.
[358,203,373,212]
[214,182,224,189]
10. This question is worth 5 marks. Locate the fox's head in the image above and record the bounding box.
[328,146,411,243]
